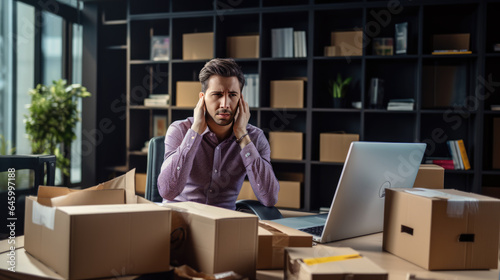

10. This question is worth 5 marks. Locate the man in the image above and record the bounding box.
[157,58,280,210]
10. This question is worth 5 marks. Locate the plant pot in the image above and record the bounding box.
[333,98,344,108]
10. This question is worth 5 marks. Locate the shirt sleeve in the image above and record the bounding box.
[240,131,280,207]
[157,124,202,200]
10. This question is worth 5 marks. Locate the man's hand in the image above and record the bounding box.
[234,93,251,148]
[191,96,207,135]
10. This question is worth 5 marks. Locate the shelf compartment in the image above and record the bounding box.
[310,164,343,210]
[312,59,362,109]
[484,56,500,110]
[365,59,418,109]
[313,8,363,57]
[261,110,307,135]
[423,4,479,54]
[172,17,213,60]
[364,5,420,55]
[101,24,127,47]
[101,1,127,22]
[482,115,500,171]
[129,110,152,152]
[129,63,169,105]
[215,13,260,59]
[130,19,170,60]
[419,112,476,160]
[311,111,361,161]
[364,112,416,142]
[421,58,476,109]
[486,2,500,53]
[261,11,309,58]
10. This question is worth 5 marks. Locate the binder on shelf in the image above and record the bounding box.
[447,140,461,170]
[395,22,408,54]
[271,27,294,58]
[369,78,384,109]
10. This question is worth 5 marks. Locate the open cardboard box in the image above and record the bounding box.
[24,169,172,279]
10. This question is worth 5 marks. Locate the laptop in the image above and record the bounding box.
[272,141,426,243]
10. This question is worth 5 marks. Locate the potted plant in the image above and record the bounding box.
[330,74,352,108]
[25,79,91,185]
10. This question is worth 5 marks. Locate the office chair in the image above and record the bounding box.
[145,135,282,220]
[0,155,56,238]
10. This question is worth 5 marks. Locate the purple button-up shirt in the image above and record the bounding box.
[157,117,280,210]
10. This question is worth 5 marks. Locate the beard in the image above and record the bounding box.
[207,108,234,126]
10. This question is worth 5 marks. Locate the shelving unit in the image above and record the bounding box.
[83,0,500,211]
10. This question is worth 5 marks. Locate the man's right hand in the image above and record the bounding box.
[191,95,207,135]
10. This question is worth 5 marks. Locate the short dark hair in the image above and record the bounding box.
[199,58,245,93]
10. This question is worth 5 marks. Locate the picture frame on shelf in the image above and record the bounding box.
[153,115,168,137]
[150,36,170,61]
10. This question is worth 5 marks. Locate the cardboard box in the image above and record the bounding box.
[176,81,201,107]
[320,133,359,163]
[135,172,147,195]
[413,164,444,189]
[285,246,388,280]
[237,180,301,209]
[433,33,470,51]
[227,35,259,58]
[494,118,500,169]
[269,131,303,160]
[383,188,500,270]
[324,45,339,57]
[166,201,258,279]
[182,32,214,60]
[270,80,304,108]
[257,220,312,270]
[24,170,172,279]
[330,31,363,56]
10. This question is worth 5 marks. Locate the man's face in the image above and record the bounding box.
[202,75,241,127]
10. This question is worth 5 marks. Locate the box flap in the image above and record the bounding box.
[165,201,257,220]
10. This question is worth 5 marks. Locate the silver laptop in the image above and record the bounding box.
[272,141,426,243]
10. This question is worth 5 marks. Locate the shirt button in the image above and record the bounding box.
[214,169,218,173]
[245,152,250,157]
[211,133,214,137]
[177,166,180,170]
[209,189,214,193]
[191,136,195,139]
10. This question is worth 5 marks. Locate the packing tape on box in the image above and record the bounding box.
[32,201,56,230]
[302,253,362,265]
[405,188,478,218]
[260,222,290,267]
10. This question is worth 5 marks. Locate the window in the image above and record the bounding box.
[0,0,13,150]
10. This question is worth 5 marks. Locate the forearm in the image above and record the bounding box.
[241,143,280,206]
[157,129,201,200]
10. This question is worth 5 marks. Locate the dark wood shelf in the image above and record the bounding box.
[84,0,499,210]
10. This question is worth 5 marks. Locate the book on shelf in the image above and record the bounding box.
[387,98,414,111]
[373,37,393,56]
[456,139,471,170]
[369,78,385,109]
[446,140,471,170]
[395,22,408,54]
[293,31,307,58]
[431,49,472,55]
[243,73,259,108]
[272,28,306,58]
[144,94,170,107]
[424,157,455,169]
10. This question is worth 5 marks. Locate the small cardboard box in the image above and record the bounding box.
[135,172,147,195]
[227,35,259,58]
[433,33,470,51]
[330,31,363,56]
[176,81,201,107]
[383,188,500,270]
[237,180,301,209]
[269,131,303,160]
[166,201,258,279]
[182,32,214,60]
[285,246,388,280]
[257,220,312,270]
[270,80,304,108]
[320,133,359,163]
[413,164,444,189]
[24,170,172,279]
[324,45,339,57]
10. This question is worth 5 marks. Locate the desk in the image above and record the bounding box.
[257,233,500,280]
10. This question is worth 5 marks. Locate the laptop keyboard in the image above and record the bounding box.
[299,225,324,236]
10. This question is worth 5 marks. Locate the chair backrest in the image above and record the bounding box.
[145,136,165,202]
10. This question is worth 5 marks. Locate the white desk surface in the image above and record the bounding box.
[257,232,500,280]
